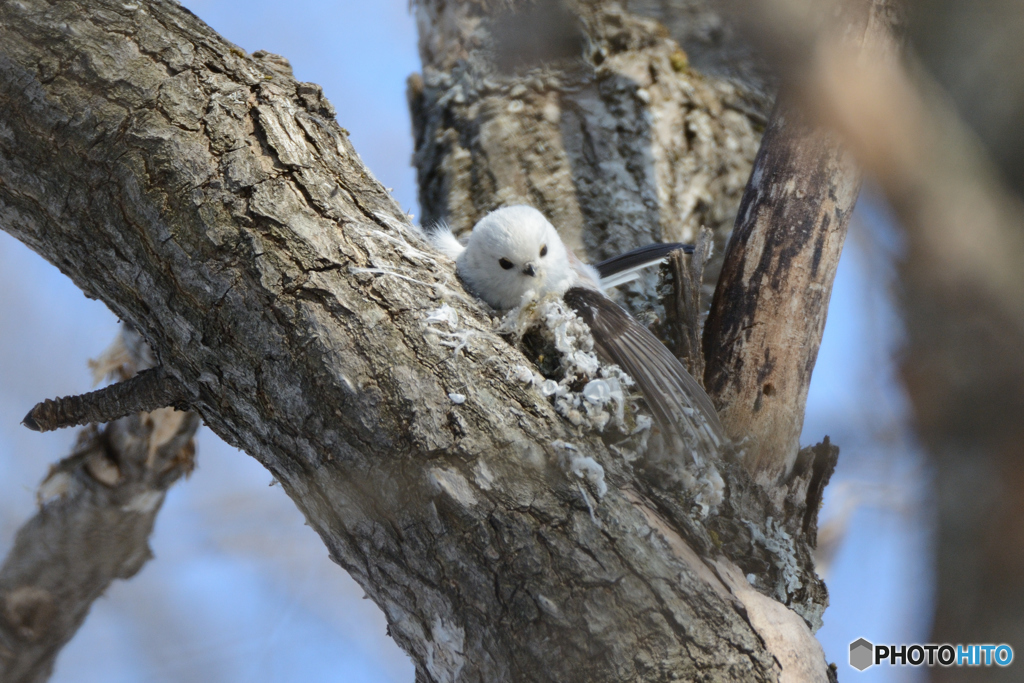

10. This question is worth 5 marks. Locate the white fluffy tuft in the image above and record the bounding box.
[424,221,466,260]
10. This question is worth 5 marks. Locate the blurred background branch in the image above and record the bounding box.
[729,0,1024,674]
[0,328,199,683]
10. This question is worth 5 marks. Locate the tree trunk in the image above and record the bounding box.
[0,0,842,680]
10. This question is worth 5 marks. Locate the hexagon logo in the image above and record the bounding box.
[850,638,874,671]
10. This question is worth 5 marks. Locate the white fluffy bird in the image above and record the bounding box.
[429,205,724,458]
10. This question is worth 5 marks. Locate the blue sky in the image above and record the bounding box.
[0,2,931,681]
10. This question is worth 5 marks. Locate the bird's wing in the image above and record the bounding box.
[422,221,466,260]
[563,287,724,461]
[594,243,693,290]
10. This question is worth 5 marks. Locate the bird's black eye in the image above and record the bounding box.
[540,244,548,257]
[499,258,514,270]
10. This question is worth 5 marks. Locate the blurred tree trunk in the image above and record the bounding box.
[728,0,1024,676]
[902,1,1024,674]
[0,0,855,680]
[0,330,200,683]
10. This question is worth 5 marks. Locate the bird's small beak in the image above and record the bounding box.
[522,263,537,277]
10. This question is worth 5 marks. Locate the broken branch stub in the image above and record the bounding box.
[22,367,187,433]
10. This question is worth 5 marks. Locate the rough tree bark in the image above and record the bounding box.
[0,0,849,680]
[702,100,860,481]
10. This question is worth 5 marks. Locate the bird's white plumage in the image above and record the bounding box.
[427,205,725,459]
[428,221,466,262]
[449,206,581,310]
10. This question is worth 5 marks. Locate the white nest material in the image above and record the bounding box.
[551,440,607,499]
[500,295,640,435]
[424,303,475,356]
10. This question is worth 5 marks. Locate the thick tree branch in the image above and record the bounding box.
[0,0,837,679]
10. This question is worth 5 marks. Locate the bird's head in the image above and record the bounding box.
[457,206,572,310]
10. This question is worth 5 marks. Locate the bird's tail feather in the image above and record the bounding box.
[595,242,694,290]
